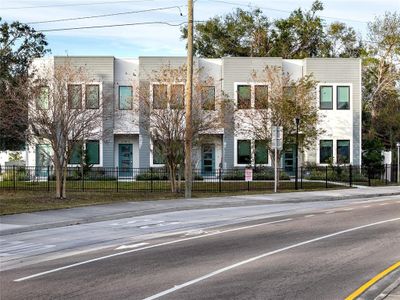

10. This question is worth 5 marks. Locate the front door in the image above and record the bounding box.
[35,144,51,177]
[201,144,215,176]
[118,144,133,177]
[283,145,297,176]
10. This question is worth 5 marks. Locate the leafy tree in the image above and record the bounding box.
[362,138,384,169]
[182,8,270,58]
[182,1,362,59]
[362,12,400,153]
[0,18,49,150]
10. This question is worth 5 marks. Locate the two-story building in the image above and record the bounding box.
[25,56,362,176]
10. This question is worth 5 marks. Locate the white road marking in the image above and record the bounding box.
[343,208,354,211]
[304,215,315,218]
[363,205,371,208]
[142,217,400,300]
[325,211,335,214]
[115,243,149,250]
[14,218,292,282]
[379,203,388,206]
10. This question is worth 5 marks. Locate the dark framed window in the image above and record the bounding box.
[119,86,133,110]
[86,140,100,164]
[69,141,82,164]
[237,85,251,109]
[68,84,82,109]
[320,140,333,163]
[255,140,268,164]
[37,86,49,110]
[255,85,268,109]
[337,140,350,164]
[201,86,215,110]
[170,84,184,109]
[237,140,251,164]
[337,86,350,110]
[85,85,100,109]
[153,84,168,109]
[320,86,333,110]
[153,141,165,165]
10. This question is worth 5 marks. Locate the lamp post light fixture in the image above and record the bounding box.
[294,116,300,190]
[397,142,400,184]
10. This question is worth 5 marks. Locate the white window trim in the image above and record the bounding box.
[234,137,271,167]
[117,85,134,110]
[149,139,165,167]
[317,83,353,111]
[67,82,84,109]
[67,139,103,167]
[84,82,103,109]
[150,82,185,110]
[234,82,270,109]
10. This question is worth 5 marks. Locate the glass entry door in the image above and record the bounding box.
[283,145,296,176]
[35,144,51,177]
[201,144,215,176]
[118,144,133,177]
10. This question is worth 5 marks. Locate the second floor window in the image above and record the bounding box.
[337,86,350,110]
[153,84,168,109]
[119,86,133,110]
[37,86,49,110]
[237,85,251,109]
[201,86,215,110]
[170,84,184,109]
[86,85,99,109]
[320,86,333,110]
[68,84,82,109]
[254,85,268,109]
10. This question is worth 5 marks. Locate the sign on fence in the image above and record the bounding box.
[245,168,253,182]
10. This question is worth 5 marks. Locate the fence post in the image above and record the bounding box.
[325,166,328,189]
[13,165,16,191]
[219,168,222,193]
[150,167,153,192]
[300,166,303,189]
[349,164,352,187]
[116,167,119,192]
[47,165,50,192]
[385,164,388,185]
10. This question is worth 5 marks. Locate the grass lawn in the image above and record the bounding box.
[0,180,350,215]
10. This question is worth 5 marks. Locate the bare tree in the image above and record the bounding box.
[235,66,322,169]
[25,59,108,199]
[137,64,224,192]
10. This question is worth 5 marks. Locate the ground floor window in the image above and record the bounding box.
[337,140,350,164]
[237,140,251,165]
[255,140,268,164]
[320,140,333,163]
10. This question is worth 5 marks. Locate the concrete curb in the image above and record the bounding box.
[1,190,399,236]
[374,277,400,300]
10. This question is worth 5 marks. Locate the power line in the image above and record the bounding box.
[28,5,185,24]
[206,0,369,24]
[38,21,186,32]
[1,0,157,10]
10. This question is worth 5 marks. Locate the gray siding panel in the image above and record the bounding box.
[305,58,362,165]
[54,56,115,167]
[222,57,283,168]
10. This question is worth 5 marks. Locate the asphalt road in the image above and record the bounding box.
[1,196,400,299]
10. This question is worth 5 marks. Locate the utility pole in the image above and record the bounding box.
[185,0,194,198]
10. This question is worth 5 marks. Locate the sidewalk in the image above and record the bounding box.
[1,186,399,235]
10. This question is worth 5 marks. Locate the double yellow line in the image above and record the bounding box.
[345,261,400,300]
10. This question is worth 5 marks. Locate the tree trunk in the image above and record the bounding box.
[55,162,67,199]
[169,164,177,193]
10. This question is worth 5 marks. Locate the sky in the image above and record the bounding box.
[1,0,399,57]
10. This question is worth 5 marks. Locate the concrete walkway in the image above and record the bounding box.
[1,186,399,235]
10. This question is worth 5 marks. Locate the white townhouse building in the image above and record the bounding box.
[24,56,361,176]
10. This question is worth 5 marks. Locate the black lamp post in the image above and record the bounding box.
[294,116,300,190]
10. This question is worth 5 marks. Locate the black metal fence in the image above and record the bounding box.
[0,164,398,193]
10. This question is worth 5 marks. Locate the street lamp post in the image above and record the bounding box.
[294,116,300,190]
[397,142,400,184]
